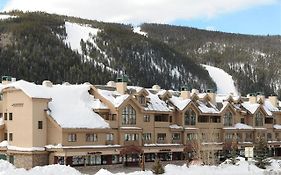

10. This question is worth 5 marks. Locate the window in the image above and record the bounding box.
[155,115,169,122]
[224,133,234,141]
[38,121,43,129]
[240,118,245,124]
[138,95,145,105]
[0,113,2,118]
[265,118,273,124]
[106,133,114,141]
[143,133,151,141]
[255,111,264,127]
[187,133,197,141]
[184,109,196,125]
[144,115,150,122]
[86,133,97,142]
[267,133,272,141]
[8,113,12,120]
[245,133,253,142]
[211,116,221,123]
[198,116,208,123]
[224,111,233,126]
[122,105,136,125]
[68,133,77,142]
[172,133,181,140]
[124,133,139,141]
[9,133,13,141]
[276,133,280,141]
[4,113,7,120]
[157,133,166,141]
[4,133,7,140]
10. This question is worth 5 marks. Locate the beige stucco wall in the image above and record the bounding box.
[3,90,34,147]
[32,99,49,147]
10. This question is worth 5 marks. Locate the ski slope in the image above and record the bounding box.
[202,64,238,95]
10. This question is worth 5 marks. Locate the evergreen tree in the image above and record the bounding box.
[152,158,165,174]
[254,137,270,169]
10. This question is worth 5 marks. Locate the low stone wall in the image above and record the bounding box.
[12,152,49,169]
[14,154,33,169]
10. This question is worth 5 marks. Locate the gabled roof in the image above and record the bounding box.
[97,89,130,108]
[196,100,220,114]
[169,95,192,111]
[145,90,171,112]
[241,102,260,115]
[1,80,109,129]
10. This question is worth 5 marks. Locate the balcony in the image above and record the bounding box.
[157,140,166,144]
[172,140,182,144]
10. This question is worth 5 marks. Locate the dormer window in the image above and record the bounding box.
[138,95,146,105]
[255,111,264,127]
[224,111,233,126]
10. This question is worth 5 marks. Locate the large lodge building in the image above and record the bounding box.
[0,75,280,169]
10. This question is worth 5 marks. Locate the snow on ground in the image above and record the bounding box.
[0,158,280,175]
[202,64,238,96]
[0,14,14,20]
[133,26,147,37]
[64,22,99,54]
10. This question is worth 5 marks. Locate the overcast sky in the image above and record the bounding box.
[1,0,281,35]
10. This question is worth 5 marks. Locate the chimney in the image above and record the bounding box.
[152,85,161,92]
[207,89,216,105]
[256,92,265,103]
[180,86,190,99]
[42,80,53,87]
[191,89,199,94]
[248,93,257,104]
[116,73,128,94]
[1,76,13,85]
[268,95,278,108]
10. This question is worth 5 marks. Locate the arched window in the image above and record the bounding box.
[184,109,196,125]
[224,111,233,126]
[122,105,136,125]
[255,111,264,127]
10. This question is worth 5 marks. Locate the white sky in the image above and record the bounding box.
[3,0,278,24]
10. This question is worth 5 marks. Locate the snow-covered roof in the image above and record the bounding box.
[1,80,109,129]
[264,100,279,112]
[92,99,109,110]
[145,90,171,112]
[98,89,129,107]
[241,102,260,114]
[197,100,219,114]
[273,124,281,129]
[234,123,253,129]
[127,86,144,93]
[169,124,183,129]
[2,80,51,99]
[169,96,191,110]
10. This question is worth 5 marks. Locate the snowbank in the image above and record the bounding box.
[0,158,280,175]
[0,160,81,175]
[202,64,238,96]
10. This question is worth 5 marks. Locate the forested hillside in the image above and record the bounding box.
[141,23,281,98]
[0,11,280,98]
[0,11,215,90]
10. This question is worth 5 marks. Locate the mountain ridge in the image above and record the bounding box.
[0,11,280,98]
